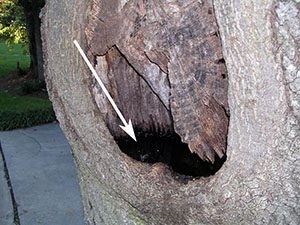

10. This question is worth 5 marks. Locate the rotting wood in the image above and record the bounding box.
[86,0,229,163]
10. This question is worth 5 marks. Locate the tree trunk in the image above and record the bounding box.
[20,0,45,81]
[41,0,299,224]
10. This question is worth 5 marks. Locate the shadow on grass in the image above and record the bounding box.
[0,91,56,131]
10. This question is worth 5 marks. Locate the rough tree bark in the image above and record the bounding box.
[41,0,299,224]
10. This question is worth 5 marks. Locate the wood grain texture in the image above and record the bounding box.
[86,0,229,162]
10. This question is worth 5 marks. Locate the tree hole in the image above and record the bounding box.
[216,58,225,64]
[115,131,226,179]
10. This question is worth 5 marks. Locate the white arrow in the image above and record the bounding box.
[73,40,137,142]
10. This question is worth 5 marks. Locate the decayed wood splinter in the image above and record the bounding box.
[86,0,229,163]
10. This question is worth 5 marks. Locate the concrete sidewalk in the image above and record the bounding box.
[0,123,85,225]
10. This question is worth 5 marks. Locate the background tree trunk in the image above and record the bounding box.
[19,0,45,81]
[41,0,299,224]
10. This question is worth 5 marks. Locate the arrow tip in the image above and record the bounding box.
[119,119,137,142]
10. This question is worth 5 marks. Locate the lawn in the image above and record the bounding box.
[0,41,56,130]
[0,41,30,77]
[0,90,56,130]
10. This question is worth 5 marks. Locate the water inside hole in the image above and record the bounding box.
[115,132,226,178]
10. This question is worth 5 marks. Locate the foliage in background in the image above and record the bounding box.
[0,91,56,130]
[0,0,27,44]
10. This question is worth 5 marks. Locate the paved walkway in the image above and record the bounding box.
[0,123,85,225]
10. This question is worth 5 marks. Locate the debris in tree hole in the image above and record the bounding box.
[115,131,226,178]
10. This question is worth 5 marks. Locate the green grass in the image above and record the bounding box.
[0,41,30,77]
[0,91,56,130]
[0,41,55,130]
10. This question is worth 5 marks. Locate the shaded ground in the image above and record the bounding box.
[0,73,48,99]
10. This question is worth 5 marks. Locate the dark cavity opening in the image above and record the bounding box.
[115,131,226,178]
[216,58,225,64]
[211,31,219,37]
